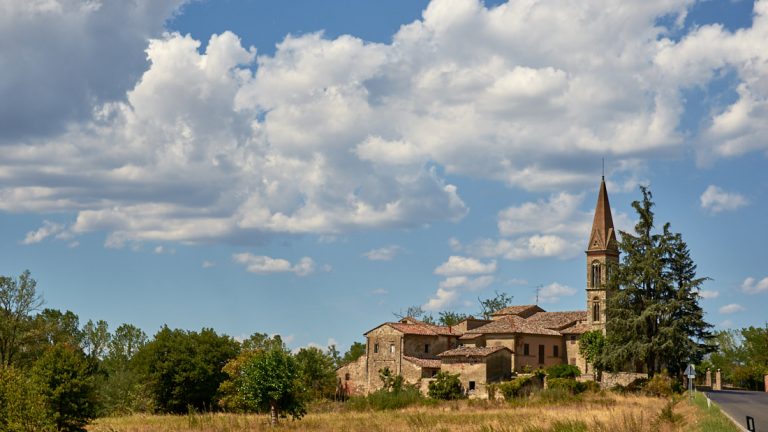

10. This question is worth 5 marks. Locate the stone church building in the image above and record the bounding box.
[337,177,619,398]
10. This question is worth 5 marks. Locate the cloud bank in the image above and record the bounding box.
[2,0,768,247]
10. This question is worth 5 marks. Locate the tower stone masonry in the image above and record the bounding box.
[585,177,619,331]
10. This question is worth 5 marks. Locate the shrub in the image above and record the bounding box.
[347,385,424,411]
[581,380,601,393]
[644,374,673,397]
[547,378,586,394]
[0,367,54,432]
[499,375,541,399]
[546,364,581,379]
[428,371,464,400]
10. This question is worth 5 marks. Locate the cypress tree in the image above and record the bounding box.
[602,187,713,375]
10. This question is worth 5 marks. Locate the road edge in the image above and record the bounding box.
[704,392,748,432]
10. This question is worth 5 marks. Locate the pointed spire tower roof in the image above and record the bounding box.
[587,177,618,252]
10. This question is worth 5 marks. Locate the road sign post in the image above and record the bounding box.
[684,364,695,399]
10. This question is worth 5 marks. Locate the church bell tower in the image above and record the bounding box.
[586,177,619,330]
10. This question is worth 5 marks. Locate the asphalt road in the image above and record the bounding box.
[706,389,768,431]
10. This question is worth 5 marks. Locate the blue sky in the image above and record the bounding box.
[1,0,766,352]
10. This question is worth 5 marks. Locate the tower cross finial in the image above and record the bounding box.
[602,157,604,180]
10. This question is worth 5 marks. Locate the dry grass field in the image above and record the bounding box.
[87,392,729,432]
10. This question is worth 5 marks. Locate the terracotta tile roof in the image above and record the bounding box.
[491,304,545,318]
[458,333,483,340]
[438,345,511,358]
[559,322,595,335]
[465,315,561,336]
[403,356,442,368]
[364,319,461,337]
[526,311,587,330]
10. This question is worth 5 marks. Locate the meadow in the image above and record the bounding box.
[87,391,737,432]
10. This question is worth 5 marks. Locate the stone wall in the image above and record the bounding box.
[441,357,489,399]
[564,335,588,375]
[402,334,453,357]
[336,355,368,397]
[366,325,403,392]
[600,372,647,388]
[514,334,564,371]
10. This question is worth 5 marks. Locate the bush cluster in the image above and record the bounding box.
[546,364,581,379]
[347,385,425,411]
[498,375,541,399]
[643,374,673,397]
[428,371,464,400]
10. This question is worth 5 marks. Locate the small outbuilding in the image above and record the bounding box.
[437,345,512,399]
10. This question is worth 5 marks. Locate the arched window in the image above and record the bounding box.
[591,261,601,288]
[592,302,601,322]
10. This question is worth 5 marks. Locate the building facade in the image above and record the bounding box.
[337,177,619,397]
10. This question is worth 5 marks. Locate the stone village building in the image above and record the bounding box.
[337,177,620,398]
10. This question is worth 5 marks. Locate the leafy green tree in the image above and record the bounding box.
[427,371,464,400]
[98,324,150,415]
[340,341,366,366]
[134,326,239,413]
[0,366,54,432]
[602,187,713,376]
[478,291,514,320]
[438,311,470,326]
[32,344,97,432]
[579,330,605,375]
[240,348,306,425]
[545,364,581,379]
[0,270,44,367]
[242,332,287,352]
[81,319,110,361]
[294,346,337,400]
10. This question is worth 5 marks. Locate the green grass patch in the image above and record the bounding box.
[689,392,741,432]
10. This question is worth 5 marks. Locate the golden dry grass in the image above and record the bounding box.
[88,393,692,432]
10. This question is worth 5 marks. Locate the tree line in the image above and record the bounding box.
[0,271,366,430]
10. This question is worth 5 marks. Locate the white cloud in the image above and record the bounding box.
[232,253,316,276]
[718,319,734,329]
[498,192,586,236]
[363,245,404,261]
[718,303,745,314]
[423,287,460,312]
[2,0,767,247]
[21,220,65,245]
[371,288,389,295]
[438,275,494,292]
[202,260,216,269]
[434,256,497,276]
[741,276,768,294]
[154,245,175,254]
[538,282,578,303]
[700,185,748,213]
[699,290,720,299]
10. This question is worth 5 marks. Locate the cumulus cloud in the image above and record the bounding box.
[699,290,720,299]
[700,185,748,213]
[423,287,460,312]
[21,220,66,245]
[461,192,633,260]
[232,253,316,276]
[741,276,768,294]
[538,282,578,303]
[363,245,404,261]
[202,260,216,268]
[434,256,497,276]
[425,256,497,311]
[2,0,767,247]
[718,303,745,314]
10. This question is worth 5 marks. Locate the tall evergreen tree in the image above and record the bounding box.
[602,187,713,375]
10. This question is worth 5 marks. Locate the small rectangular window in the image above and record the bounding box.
[374,343,379,353]
[553,345,559,357]
[390,344,395,353]
[425,344,430,353]
[523,343,530,356]
[469,381,476,391]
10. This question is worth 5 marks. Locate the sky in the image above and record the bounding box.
[1,0,766,352]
